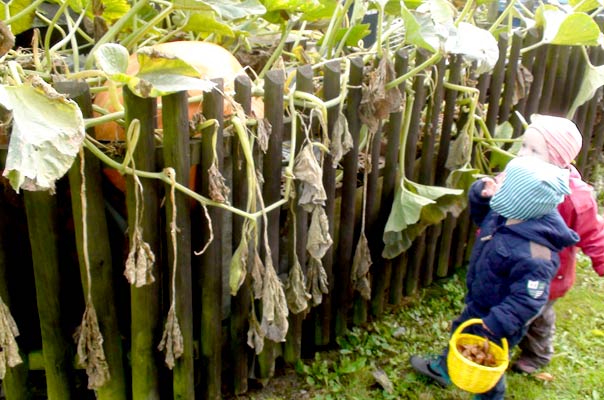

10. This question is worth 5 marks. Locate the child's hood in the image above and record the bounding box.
[504,211,579,252]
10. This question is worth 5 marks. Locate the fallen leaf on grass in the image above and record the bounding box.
[372,368,394,394]
[534,372,554,382]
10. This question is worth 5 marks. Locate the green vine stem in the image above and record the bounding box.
[257,22,293,81]
[455,0,474,26]
[489,0,517,33]
[319,0,354,58]
[385,52,442,90]
[2,0,45,24]
[443,81,480,165]
[84,0,150,69]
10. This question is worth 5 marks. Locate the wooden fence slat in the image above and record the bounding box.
[560,46,583,115]
[24,191,75,400]
[404,50,429,180]
[123,87,162,400]
[257,70,285,378]
[435,55,463,278]
[372,49,409,316]
[198,80,225,399]
[334,57,363,337]
[315,60,339,343]
[485,32,509,136]
[499,31,523,123]
[524,44,549,119]
[419,58,446,287]
[403,49,430,296]
[284,65,313,364]
[57,81,127,400]
[0,187,31,399]
[512,29,538,137]
[162,91,194,399]
[538,45,561,113]
[550,45,571,115]
[384,50,409,308]
[230,75,253,395]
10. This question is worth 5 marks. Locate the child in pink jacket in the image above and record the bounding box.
[513,114,604,373]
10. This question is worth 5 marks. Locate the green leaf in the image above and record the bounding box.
[203,0,266,19]
[126,46,216,97]
[420,0,455,25]
[326,24,371,47]
[173,0,216,12]
[6,0,36,35]
[0,78,85,192]
[494,121,514,144]
[536,8,601,46]
[489,146,514,172]
[568,62,604,117]
[100,0,131,21]
[570,0,604,13]
[401,5,439,52]
[182,13,235,37]
[93,43,130,76]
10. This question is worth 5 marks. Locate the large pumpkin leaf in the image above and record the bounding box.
[203,0,267,19]
[568,62,604,117]
[569,0,604,13]
[401,5,440,52]
[445,22,499,75]
[382,178,464,259]
[5,0,35,35]
[127,46,216,97]
[182,13,235,37]
[0,77,85,192]
[535,7,601,46]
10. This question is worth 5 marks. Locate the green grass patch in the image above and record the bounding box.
[289,253,604,400]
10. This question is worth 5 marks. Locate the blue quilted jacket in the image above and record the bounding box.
[463,180,579,344]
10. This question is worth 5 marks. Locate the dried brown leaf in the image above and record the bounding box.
[306,206,333,260]
[351,232,373,300]
[74,302,110,389]
[256,118,271,153]
[534,372,554,382]
[330,112,352,168]
[250,245,265,299]
[247,311,265,355]
[208,162,230,204]
[294,144,326,211]
[284,254,311,314]
[158,306,184,370]
[306,257,329,307]
[125,227,156,287]
[0,297,22,379]
[260,257,289,343]
[360,57,403,134]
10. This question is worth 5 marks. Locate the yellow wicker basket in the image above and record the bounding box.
[447,318,509,394]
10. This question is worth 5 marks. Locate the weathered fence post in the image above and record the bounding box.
[419,58,446,288]
[198,79,224,399]
[24,190,75,399]
[123,86,162,400]
[435,55,462,278]
[334,57,363,336]
[284,65,313,364]
[485,32,508,136]
[0,186,31,399]
[316,60,338,341]
[373,48,409,315]
[162,91,194,399]
[57,81,128,400]
[230,75,253,395]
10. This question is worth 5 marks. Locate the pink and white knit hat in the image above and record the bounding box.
[525,114,583,167]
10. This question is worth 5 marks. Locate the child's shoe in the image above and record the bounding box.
[511,358,538,374]
[409,355,451,387]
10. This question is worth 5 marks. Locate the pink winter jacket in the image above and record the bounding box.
[551,165,604,300]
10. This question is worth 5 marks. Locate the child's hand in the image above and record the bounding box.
[481,177,499,198]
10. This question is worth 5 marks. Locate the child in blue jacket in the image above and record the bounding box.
[410,156,579,400]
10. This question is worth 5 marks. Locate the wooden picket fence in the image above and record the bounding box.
[1,28,604,399]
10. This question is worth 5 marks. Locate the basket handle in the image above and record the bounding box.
[453,318,509,354]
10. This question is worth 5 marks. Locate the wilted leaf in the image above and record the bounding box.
[307,257,329,306]
[208,162,230,203]
[0,77,85,193]
[74,302,110,389]
[494,121,514,143]
[158,306,184,369]
[372,368,394,393]
[445,22,499,75]
[306,206,333,260]
[360,57,403,134]
[401,5,439,52]
[247,311,265,354]
[284,253,311,314]
[446,131,471,170]
[351,232,373,300]
[294,144,327,210]
[0,296,22,379]
[229,234,249,296]
[330,111,352,168]
[260,257,289,342]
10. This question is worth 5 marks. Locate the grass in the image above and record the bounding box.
[240,252,604,399]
